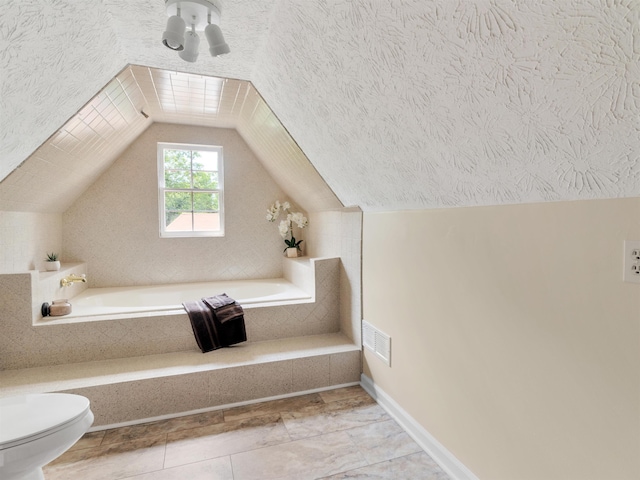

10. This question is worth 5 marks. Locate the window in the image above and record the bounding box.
[158,143,224,237]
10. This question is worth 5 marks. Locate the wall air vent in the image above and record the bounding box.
[362,320,391,366]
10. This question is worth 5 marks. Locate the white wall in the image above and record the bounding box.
[362,197,640,480]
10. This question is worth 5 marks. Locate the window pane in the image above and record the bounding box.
[165,170,192,189]
[165,212,193,231]
[192,171,218,189]
[164,149,191,170]
[193,192,219,211]
[158,143,223,237]
[193,212,220,232]
[165,191,192,211]
[192,151,218,171]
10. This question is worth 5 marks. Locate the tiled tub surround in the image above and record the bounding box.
[0,211,63,273]
[0,208,364,428]
[46,279,312,322]
[305,208,363,347]
[0,257,341,369]
[32,262,89,320]
[1,334,361,426]
[61,124,292,288]
[0,257,361,425]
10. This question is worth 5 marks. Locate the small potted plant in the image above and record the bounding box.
[267,200,308,258]
[45,252,61,271]
[284,236,304,257]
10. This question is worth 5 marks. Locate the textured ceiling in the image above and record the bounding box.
[253,0,640,210]
[1,0,639,213]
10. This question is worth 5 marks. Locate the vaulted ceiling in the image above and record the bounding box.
[1,1,638,213]
[0,65,341,213]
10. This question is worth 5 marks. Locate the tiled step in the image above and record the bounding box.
[0,257,342,370]
[0,333,361,427]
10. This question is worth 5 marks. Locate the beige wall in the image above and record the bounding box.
[62,123,288,287]
[362,197,640,480]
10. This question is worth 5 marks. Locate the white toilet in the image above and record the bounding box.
[0,393,94,480]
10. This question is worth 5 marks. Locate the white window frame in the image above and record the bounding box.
[157,142,224,238]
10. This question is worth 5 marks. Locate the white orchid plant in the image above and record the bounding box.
[266,200,308,252]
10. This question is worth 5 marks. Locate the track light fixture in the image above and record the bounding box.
[161,0,230,63]
[162,14,186,50]
[205,24,230,56]
[179,27,200,62]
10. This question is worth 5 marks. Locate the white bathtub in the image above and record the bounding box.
[49,278,313,322]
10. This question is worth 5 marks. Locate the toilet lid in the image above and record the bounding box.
[0,393,91,448]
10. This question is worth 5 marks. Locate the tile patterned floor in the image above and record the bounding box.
[44,386,451,480]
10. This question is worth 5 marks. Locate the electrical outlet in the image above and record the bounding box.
[623,240,640,284]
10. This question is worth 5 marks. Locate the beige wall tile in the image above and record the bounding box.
[208,361,293,406]
[0,211,62,273]
[62,123,287,287]
[65,372,211,426]
[292,355,331,391]
[306,210,362,344]
[0,258,347,370]
[330,351,362,386]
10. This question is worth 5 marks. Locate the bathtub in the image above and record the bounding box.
[44,278,313,323]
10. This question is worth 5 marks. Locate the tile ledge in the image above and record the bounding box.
[0,333,361,396]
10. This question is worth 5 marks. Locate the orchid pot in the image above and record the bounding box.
[45,252,60,271]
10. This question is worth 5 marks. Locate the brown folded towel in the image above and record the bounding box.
[182,300,221,353]
[203,294,244,324]
[183,294,246,353]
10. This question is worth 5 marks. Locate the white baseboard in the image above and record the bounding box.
[360,374,479,480]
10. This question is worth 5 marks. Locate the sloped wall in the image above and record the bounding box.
[63,123,289,287]
[363,197,640,480]
[0,1,127,182]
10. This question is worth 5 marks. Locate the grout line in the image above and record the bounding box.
[161,432,169,470]
[229,454,236,480]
